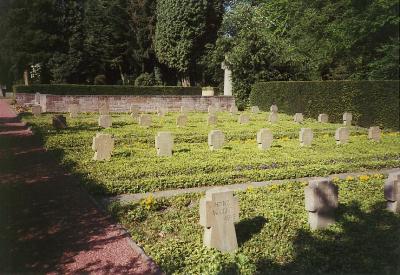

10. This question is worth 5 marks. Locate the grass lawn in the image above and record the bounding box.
[109,176,400,274]
[22,111,400,195]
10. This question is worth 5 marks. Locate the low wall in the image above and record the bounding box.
[16,93,236,113]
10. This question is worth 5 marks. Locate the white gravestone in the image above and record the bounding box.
[230,105,238,115]
[343,112,352,126]
[155,132,174,157]
[68,104,79,118]
[335,127,350,144]
[157,107,167,117]
[305,179,338,230]
[318,114,329,123]
[98,115,112,128]
[299,128,313,147]
[268,112,279,123]
[31,105,42,116]
[176,114,188,127]
[139,114,152,127]
[202,87,215,96]
[99,103,109,115]
[130,105,140,119]
[238,114,250,125]
[368,126,381,142]
[257,129,273,150]
[251,106,260,114]
[294,113,304,123]
[199,188,239,252]
[221,62,233,96]
[384,171,400,213]
[270,105,278,113]
[208,114,218,126]
[92,133,114,161]
[208,130,225,151]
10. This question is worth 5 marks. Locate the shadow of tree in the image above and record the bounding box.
[236,216,268,246]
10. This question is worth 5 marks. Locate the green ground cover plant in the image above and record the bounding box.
[109,175,400,274]
[22,112,400,195]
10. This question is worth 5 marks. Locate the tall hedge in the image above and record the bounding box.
[250,81,399,130]
[13,84,203,96]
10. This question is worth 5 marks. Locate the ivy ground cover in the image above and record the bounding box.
[22,112,400,195]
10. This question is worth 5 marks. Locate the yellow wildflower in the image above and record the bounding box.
[345,175,354,181]
[247,185,255,193]
[359,175,370,182]
[332,176,340,183]
[141,194,156,210]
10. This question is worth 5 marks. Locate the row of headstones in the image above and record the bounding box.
[199,171,400,253]
[92,126,382,161]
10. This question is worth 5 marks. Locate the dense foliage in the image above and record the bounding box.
[250,80,400,130]
[110,176,400,274]
[22,112,400,195]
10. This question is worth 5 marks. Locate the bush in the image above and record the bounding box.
[94,74,107,85]
[14,84,203,96]
[250,81,400,130]
[135,73,157,86]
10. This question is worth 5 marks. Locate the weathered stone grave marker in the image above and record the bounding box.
[208,114,218,126]
[305,178,338,230]
[251,106,260,114]
[335,127,350,144]
[208,130,225,151]
[157,106,167,117]
[318,114,329,123]
[52,115,67,129]
[230,105,238,115]
[368,126,381,142]
[155,132,174,157]
[130,105,140,119]
[139,114,152,127]
[343,112,352,126]
[181,106,190,114]
[98,115,112,128]
[294,113,304,123]
[208,105,217,114]
[299,128,313,147]
[384,171,400,213]
[199,188,240,252]
[92,133,114,161]
[99,103,109,115]
[68,104,79,118]
[31,105,42,116]
[257,128,273,150]
[268,112,279,123]
[176,114,188,127]
[270,105,278,113]
[238,114,250,124]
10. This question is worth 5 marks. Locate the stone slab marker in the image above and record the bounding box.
[208,130,225,151]
[92,133,114,161]
[157,107,167,117]
[257,128,273,150]
[270,105,278,113]
[238,114,249,124]
[31,105,42,116]
[139,114,152,127]
[343,112,352,126]
[268,112,279,123]
[208,114,218,126]
[305,179,338,230]
[230,105,238,115]
[68,104,79,118]
[98,115,112,128]
[368,126,381,142]
[335,127,350,144]
[299,128,313,147]
[199,188,239,252]
[155,132,174,157]
[294,113,304,123]
[384,171,400,213]
[318,114,329,123]
[176,114,188,127]
[52,115,67,129]
[130,105,140,119]
[251,106,260,114]
[99,103,109,115]
[181,106,190,114]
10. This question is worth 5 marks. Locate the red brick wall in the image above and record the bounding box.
[16,93,236,113]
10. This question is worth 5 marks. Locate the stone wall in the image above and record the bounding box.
[16,93,236,113]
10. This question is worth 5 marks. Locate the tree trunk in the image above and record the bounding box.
[180,75,190,87]
[23,69,29,86]
[118,64,125,85]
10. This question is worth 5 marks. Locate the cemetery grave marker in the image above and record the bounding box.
[98,115,112,128]
[294,113,304,123]
[384,171,400,213]
[268,112,279,123]
[139,114,152,127]
[157,107,167,117]
[92,133,114,161]
[52,115,67,129]
[68,104,79,118]
[155,132,174,157]
[99,102,109,115]
[208,105,217,114]
[230,105,238,115]
[270,105,278,113]
[238,114,250,124]
[208,114,218,126]
[299,128,313,147]
[251,106,260,114]
[130,105,140,119]
[335,127,350,144]
[368,126,381,142]
[199,188,239,252]
[31,105,42,116]
[181,106,190,114]
[257,128,273,150]
[318,114,329,123]
[208,130,225,151]
[176,114,188,127]
[343,112,352,126]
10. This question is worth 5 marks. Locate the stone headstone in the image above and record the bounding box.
[92,133,114,161]
[215,103,221,112]
[155,132,174,157]
[384,171,400,213]
[257,128,273,150]
[368,126,381,142]
[305,179,338,230]
[139,114,152,127]
[208,130,225,151]
[343,112,352,126]
[34,92,41,104]
[268,112,279,123]
[318,114,329,123]
[99,103,109,115]
[199,187,239,252]
[299,128,313,147]
[230,105,238,115]
[208,114,218,126]
[130,105,140,119]
[251,106,260,114]
[31,105,42,116]
[157,107,167,117]
[335,127,350,145]
[294,113,304,123]
[68,104,79,118]
[176,114,188,127]
[208,105,217,114]
[270,105,278,113]
[98,115,112,128]
[238,114,250,124]
[52,115,67,129]
[202,87,215,96]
